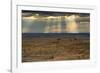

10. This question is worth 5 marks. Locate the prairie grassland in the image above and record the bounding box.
[22,35,90,62]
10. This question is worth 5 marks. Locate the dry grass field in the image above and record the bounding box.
[22,33,90,62]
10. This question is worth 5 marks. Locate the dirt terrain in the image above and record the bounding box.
[22,34,90,62]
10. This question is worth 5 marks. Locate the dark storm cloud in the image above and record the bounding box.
[22,10,90,17]
[22,13,33,17]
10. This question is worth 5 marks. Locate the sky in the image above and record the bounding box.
[22,10,90,33]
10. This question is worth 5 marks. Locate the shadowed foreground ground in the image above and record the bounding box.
[22,33,90,62]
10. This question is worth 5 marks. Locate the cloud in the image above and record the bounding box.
[22,13,33,17]
[22,14,90,33]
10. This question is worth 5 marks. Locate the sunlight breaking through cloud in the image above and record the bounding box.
[22,11,90,33]
[66,15,79,33]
